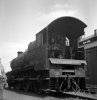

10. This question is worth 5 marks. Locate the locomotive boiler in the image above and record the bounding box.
[7,16,87,93]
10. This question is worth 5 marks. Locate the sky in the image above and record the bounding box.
[0,0,97,72]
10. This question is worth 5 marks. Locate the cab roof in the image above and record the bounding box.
[37,16,87,39]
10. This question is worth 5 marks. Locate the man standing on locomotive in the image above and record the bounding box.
[0,58,6,100]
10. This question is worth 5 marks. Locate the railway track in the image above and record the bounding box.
[62,91,97,100]
[43,89,97,100]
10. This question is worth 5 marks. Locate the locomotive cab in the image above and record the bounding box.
[45,17,87,92]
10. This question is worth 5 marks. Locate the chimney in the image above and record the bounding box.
[17,51,23,56]
[94,29,97,36]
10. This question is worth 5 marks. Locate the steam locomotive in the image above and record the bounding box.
[6,16,87,93]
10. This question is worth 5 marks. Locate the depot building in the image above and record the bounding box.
[79,29,97,87]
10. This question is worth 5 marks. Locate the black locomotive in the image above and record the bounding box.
[6,16,87,93]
